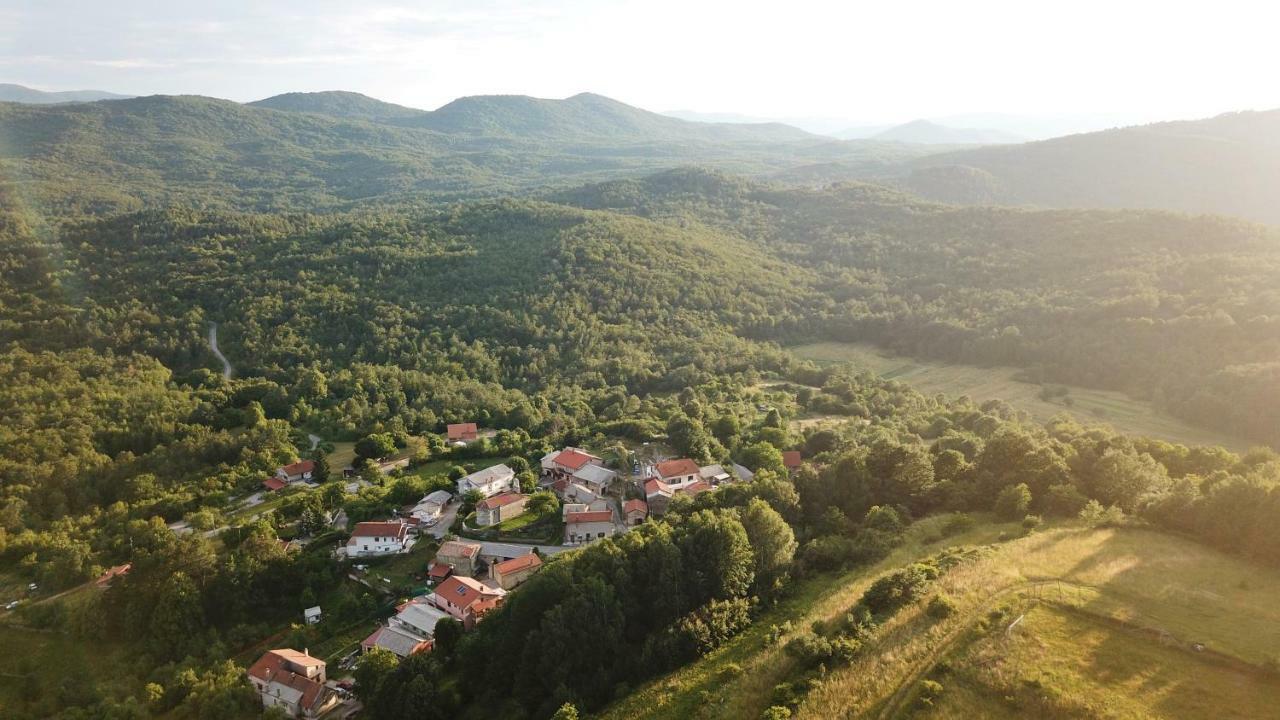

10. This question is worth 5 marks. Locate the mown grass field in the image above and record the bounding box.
[789,341,1249,451]
[795,525,1280,719]
[911,604,1280,720]
[601,521,1280,720]
[597,514,1018,720]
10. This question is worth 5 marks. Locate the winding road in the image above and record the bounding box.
[208,322,233,379]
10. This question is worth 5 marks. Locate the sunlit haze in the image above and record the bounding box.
[5,0,1279,126]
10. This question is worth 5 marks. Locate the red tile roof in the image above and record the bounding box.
[350,521,408,539]
[262,477,287,491]
[554,448,598,470]
[657,458,700,478]
[429,562,453,580]
[437,540,481,558]
[645,479,672,497]
[247,650,327,711]
[782,451,803,468]
[434,576,501,613]
[566,510,613,524]
[477,492,525,510]
[279,459,315,476]
[447,422,478,440]
[683,481,712,495]
[96,563,131,587]
[493,554,543,576]
[623,499,648,515]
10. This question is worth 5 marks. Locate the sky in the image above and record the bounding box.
[3,0,1279,127]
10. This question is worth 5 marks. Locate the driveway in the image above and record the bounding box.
[426,503,460,539]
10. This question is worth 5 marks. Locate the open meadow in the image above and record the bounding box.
[789,342,1250,451]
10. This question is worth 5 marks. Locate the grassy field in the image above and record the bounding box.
[910,604,1280,720]
[601,520,1280,720]
[793,525,1280,719]
[789,341,1249,451]
[0,624,142,715]
[597,514,1018,720]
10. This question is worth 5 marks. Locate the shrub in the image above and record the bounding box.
[862,563,937,616]
[927,594,958,619]
[784,632,833,668]
[1079,500,1126,528]
[941,513,975,537]
[1022,514,1043,531]
[994,483,1032,520]
[762,707,792,720]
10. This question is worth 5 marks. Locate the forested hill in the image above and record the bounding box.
[247,90,430,122]
[895,109,1280,224]
[558,169,1280,446]
[0,92,915,216]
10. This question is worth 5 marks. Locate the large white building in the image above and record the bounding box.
[456,463,518,497]
[345,520,413,557]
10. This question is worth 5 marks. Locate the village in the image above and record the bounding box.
[244,422,804,717]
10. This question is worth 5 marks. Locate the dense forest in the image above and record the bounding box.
[560,169,1280,446]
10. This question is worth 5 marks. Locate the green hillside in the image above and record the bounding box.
[897,109,1280,225]
[558,168,1280,447]
[0,93,920,215]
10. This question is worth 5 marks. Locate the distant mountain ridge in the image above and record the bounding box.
[871,119,1025,145]
[898,109,1280,224]
[251,90,819,143]
[248,90,427,121]
[0,82,132,104]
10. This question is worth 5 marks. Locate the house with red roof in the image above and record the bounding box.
[435,540,482,577]
[246,649,338,719]
[782,451,803,473]
[276,460,316,483]
[645,478,674,516]
[540,447,603,481]
[345,520,412,557]
[446,422,479,443]
[262,476,288,492]
[623,499,648,526]
[656,458,701,490]
[427,576,506,629]
[565,508,617,545]
[475,492,528,527]
[490,553,543,590]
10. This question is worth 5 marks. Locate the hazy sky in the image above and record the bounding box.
[3,0,1278,123]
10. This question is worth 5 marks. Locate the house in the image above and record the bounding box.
[409,489,453,526]
[390,597,451,639]
[475,492,528,527]
[428,562,453,582]
[263,476,288,492]
[490,553,543,590]
[456,464,518,498]
[732,463,756,482]
[782,451,803,473]
[540,447,603,481]
[435,540,483,577]
[623,499,648,526]
[645,479,674,516]
[362,624,432,659]
[345,521,413,557]
[276,460,316,483]
[655,458,701,490]
[303,606,322,625]
[447,423,479,443]
[428,576,506,629]
[246,649,338,719]
[699,464,732,484]
[684,480,712,496]
[564,509,617,545]
[564,482,603,506]
[571,463,617,494]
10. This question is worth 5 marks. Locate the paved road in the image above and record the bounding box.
[208,322,233,379]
